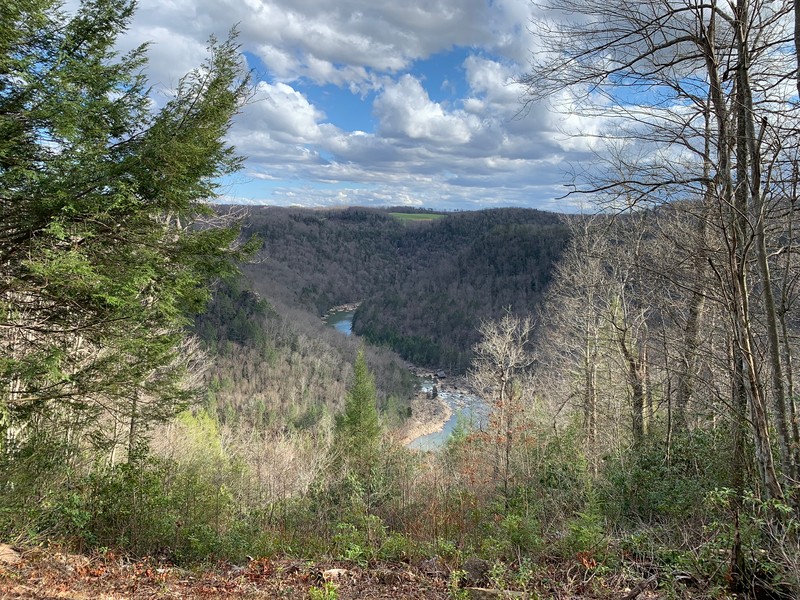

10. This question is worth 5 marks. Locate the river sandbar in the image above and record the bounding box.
[397,392,452,446]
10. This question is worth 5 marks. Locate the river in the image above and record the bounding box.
[325,309,355,335]
[407,380,488,450]
[324,309,487,449]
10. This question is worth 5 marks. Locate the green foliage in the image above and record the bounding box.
[334,350,381,476]
[530,430,592,519]
[601,429,734,522]
[698,489,799,598]
[1,0,253,462]
[448,569,469,599]
[0,0,273,563]
[497,513,543,556]
[488,560,510,591]
[514,558,538,592]
[619,528,693,571]
[194,277,274,351]
[308,582,338,600]
[331,512,403,565]
[378,531,411,561]
[1,408,261,561]
[83,450,176,554]
[467,500,543,562]
[354,324,446,369]
[0,447,178,555]
[332,521,371,565]
[0,430,73,540]
[563,504,608,561]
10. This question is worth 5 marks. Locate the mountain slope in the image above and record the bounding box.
[240,206,569,374]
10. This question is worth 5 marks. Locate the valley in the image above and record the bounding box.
[5,1,800,596]
[322,302,486,449]
[216,207,552,447]
[242,206,569,373]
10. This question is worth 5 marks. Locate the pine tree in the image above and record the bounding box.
[335,350,381,477]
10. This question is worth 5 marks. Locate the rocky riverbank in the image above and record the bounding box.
[396,392,452,446]
[322,301,362,318]
[395,370,479,447]
[317,306,478,447]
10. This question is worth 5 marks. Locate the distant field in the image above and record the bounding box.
[389,212,446,222]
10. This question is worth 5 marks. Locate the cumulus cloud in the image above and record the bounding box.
[463,56,520,108]
[374,75,478,145]
[91,0,597,210]
[120,0,503,86]
[247,82,325,142]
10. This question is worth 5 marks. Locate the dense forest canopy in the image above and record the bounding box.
[242,206,569,372]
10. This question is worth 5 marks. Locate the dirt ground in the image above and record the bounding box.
[0,544,683,599]
[0,546,451,599]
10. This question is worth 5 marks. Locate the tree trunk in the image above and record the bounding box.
[754,200,794,483]
[675,104,713,432]
[732,0,784,501]
[795,0,800,97]
[779,308,800,480]
[584,320,598,453]
[128,391,139,462]
[617,328,645,445]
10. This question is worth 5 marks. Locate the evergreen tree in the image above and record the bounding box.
[0,0,252,458]
[335,350,381,476]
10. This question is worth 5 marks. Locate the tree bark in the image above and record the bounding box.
[732,0,785,501]
[616,324,645,445]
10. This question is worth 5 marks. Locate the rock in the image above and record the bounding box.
[464,588,530,599]
[322,568,350,582]
[462,557,490,586]
[0,544,21,565]
[419,556,449,579]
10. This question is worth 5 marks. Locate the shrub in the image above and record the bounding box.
[601,428,734,523]
[558,488,614,569]
[308,582,338,600]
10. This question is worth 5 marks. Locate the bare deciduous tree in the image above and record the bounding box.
[469,312,535,503]
[522,0,800,505]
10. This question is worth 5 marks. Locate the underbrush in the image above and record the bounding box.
[1,420,797,599]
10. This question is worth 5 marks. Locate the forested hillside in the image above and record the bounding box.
[242,206,569,372]
[193,277,416,429]
[354,211,568,371]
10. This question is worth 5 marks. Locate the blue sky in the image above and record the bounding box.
[102,0,601,211]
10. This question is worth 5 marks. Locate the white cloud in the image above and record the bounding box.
[374,75,478,145]
[121,0,534,85]
[464,56,520,107]
[246,82,325,142]
[91,0,601,210]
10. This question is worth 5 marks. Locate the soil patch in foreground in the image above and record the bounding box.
[0,549,449,600]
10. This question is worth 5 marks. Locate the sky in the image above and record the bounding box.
[106,0,599,211]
